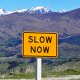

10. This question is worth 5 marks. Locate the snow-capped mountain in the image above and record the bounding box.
[0,6,52,15]
[27,6,52,14]
[0,6,67,16]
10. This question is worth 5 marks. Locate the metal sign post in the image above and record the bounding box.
[36,58,42,80]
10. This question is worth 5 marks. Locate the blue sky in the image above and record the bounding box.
[0,0,80,11]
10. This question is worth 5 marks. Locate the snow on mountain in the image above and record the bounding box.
[58,9,66,13]
[6,9,27,15]
[15,9,27,13]
[27,6,52,14]
[0,9,27,15]
[0,8,6,15]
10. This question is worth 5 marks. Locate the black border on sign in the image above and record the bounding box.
[22,32,58,58]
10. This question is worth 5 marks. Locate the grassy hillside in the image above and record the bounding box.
[0,57,80,78]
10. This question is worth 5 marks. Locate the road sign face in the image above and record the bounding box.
[22,32,58,58]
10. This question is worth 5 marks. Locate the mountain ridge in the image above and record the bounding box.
[0,6,67,15]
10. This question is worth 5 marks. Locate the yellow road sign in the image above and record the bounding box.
[22,32,58,58]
